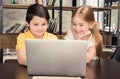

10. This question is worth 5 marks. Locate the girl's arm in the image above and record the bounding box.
[86,45,96,63]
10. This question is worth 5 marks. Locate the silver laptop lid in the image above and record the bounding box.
[26,39,87,77]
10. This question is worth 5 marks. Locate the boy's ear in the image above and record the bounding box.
[26,22,30,27]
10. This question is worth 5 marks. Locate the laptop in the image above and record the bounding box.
[26,39,87,78]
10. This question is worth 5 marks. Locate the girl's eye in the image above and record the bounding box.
[72,23,76,26]
[79,24,84,26]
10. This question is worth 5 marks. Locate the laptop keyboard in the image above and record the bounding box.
[32,76,81,79]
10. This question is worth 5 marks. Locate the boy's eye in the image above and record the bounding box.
[41,23,47,27]
[34,24,39,26]
[42,23,46,26]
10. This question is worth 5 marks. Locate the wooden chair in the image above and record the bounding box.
[111,46,120,62]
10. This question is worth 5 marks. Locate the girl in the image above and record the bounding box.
[16,4,58,65]
[64,5,103,63]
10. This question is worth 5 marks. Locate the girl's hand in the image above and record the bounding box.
[76,30,91,40]
[79,30,91,38]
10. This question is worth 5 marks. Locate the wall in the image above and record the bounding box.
[3,0,118,33]
[3,0,72,33]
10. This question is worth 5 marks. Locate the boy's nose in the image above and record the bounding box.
[38,26,43,29]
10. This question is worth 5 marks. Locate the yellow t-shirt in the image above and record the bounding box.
[16,31,58,50]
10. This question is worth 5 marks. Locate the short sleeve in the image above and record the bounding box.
[87,36,95,49]
[16,34,26,50]
[64,30,74,40]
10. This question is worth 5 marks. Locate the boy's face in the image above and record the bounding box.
[28,16,48,38]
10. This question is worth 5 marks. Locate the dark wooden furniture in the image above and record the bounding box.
[1,34,18,48]
[0,34,17,63]
[0,59,120,79]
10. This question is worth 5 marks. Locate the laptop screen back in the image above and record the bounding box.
[26,39,87,77]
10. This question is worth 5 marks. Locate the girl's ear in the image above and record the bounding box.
[89,22,99,29]
[89,23,94,29]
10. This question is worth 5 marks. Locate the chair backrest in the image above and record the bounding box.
[111,46,120,62]
[0,49,3,63]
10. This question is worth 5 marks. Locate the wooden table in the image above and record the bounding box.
[0,59,120,79]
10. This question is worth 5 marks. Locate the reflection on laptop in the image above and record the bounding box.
[26,39,87,78]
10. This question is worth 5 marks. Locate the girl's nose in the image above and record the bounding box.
[75,24,80,30]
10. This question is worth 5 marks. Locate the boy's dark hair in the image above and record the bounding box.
[26,3,50,24]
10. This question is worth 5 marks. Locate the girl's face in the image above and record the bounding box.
[28,16,48,38]
[71,15,92,38]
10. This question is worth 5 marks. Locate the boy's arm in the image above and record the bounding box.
[16,48,27,65]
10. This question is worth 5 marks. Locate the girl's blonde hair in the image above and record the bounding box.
[72,5,103,58]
